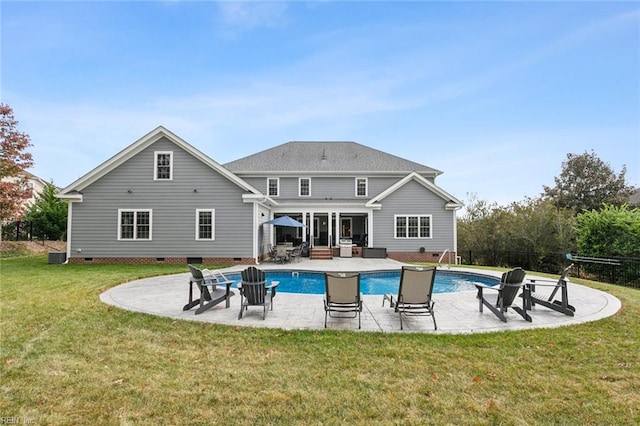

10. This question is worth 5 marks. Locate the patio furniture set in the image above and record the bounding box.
[183,263,575,330]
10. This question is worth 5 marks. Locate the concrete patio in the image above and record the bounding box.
[100,257,621,334]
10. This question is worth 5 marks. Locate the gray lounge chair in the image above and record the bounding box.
[324,272,362,329]
[476,267,531,323]
[525,264,576,316]
[238,266,278,320]
[183,264,234,315]
[383,265,437,330]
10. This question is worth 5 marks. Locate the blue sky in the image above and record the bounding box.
[2,1,639,207]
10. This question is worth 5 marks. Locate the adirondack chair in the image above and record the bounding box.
[476,267,531,323]
[525,264,576,316]
[183,264,235,315]
[238,267,279,320]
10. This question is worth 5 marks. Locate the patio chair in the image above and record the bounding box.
[289,245,302,262]
[324,272,363,329]
[183,264,235,315]
[476,267,531,323]
[300,241,310,257]
[275,245,289,263]
[524,264,576,316]
[238,266,279,320]
[382,265,437,330]
[266,245,278,263]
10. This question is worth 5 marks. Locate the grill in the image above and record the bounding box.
[339,238,353,258]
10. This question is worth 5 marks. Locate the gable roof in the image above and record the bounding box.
[367,172,463,210]
[224,141,442,176]
[57,126,261,198]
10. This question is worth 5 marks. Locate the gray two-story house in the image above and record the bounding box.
[57,126,463,264]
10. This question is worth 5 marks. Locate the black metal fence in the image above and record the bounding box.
[2,221,36,241]
[458,249,640,289]
[1,219,66,242]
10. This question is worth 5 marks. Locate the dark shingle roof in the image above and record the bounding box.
[224,141,441,175]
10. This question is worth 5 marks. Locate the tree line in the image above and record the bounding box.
[458,151,639,274]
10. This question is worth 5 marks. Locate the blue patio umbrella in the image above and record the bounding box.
[263,215,306,228]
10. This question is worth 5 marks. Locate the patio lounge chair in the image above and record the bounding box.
[238,266,279,320]
[524,264,576,316]
[183,264,235,315]
[476,267,531,323]
[324,272,363,329]
[382,265,437,330]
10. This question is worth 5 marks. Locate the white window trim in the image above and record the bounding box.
[267,177,280,197]
[154,151,173,181]
[394,214,432,239]
[299,177,311,197]
[195,209,215,241]
[118,209,153,240]
[355,177,368,197]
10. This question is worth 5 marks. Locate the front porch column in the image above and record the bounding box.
[367,212,373,247]
[301,212,307,243]
[309,212,315,247]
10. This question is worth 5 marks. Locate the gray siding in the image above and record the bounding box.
[241,176,402,200]
[372,180,455,252]
[69,137,254,259]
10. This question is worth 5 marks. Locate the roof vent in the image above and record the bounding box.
[321,149,327,161]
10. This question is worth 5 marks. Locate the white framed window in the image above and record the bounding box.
[299,177,311,197]
[118,209,152,240]
[267,178,279,197]
[394,215,431,238]
[196,209,215,240]
[355,177,368,197]
[154,151,173,180]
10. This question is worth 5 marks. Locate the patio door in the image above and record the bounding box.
[313,215,329,246]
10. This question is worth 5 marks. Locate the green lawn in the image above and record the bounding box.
[1,256,639,425]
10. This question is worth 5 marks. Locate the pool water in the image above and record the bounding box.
[225,270,499,295]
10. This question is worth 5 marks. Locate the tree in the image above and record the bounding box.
[458,194,577,272]
[23,182,68,240]
[575,204,640,258]
[0,104,34,222]
[543,151,635,214]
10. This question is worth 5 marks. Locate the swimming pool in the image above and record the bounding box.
[225,269,499,295]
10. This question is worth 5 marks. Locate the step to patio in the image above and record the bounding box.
[310,247,333,260]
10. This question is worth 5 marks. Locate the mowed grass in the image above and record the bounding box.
[1,257,639,425]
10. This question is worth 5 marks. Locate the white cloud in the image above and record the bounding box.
[216,1,288,35]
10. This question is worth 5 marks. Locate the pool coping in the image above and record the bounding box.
[99,257,622,334]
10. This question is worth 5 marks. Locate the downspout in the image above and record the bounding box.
[64,201,73,264]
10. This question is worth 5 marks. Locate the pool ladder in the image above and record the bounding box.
[438,249,455,269]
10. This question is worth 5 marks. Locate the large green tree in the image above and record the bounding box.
[575,204,640,258]
[23,182,68,240]
[543,150,635,214]
[0,104,34,221]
